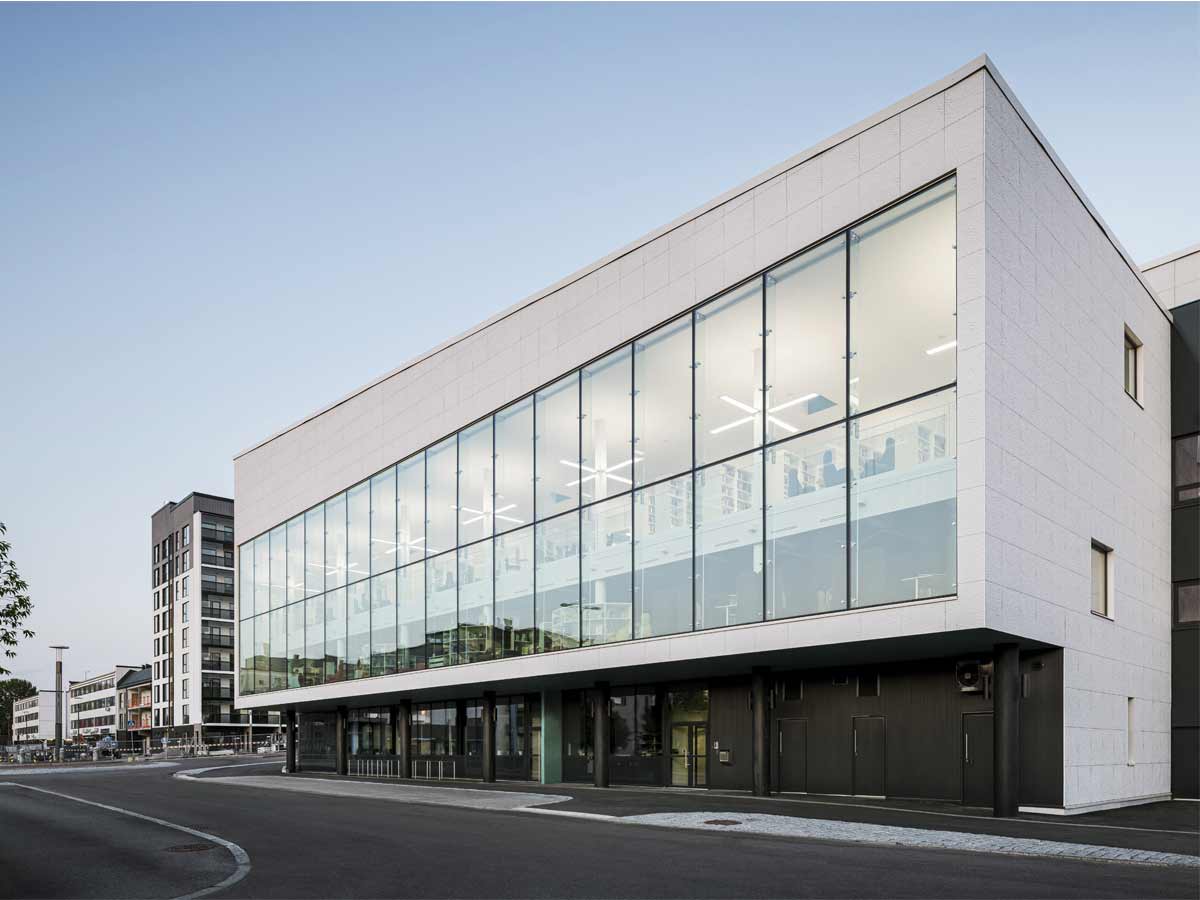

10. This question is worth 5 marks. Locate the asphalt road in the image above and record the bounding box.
[1,758,1197,899]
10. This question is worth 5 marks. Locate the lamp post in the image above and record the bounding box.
[50,645,68,762]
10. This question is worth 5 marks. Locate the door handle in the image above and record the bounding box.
[853,730,857,757]
[964,733,970,764]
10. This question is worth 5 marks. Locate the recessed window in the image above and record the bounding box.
[1176,583,1199,626]
[1091,542,1112,617]
[182,524,190,546]
[1123,329,1142,403]
[1174,435,1200,504]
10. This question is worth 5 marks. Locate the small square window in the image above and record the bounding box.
[1091,541,1112,617]
[1123,329,1142,403]
[1176,583,1199,626]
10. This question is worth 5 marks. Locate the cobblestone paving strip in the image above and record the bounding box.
[618,812,1200,868]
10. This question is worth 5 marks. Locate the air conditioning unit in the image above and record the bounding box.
[956,660,992,693]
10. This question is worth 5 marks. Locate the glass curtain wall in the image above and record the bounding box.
[239,177,958,695]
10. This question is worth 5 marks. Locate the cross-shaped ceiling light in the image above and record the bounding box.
[710,391,817,436]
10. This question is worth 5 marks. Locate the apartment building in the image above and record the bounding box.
[11,690,58,745]
[69,667,141,743]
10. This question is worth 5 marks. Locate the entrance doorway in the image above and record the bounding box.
[852,715,885,797]
[775,717,808,792]
[962,712,994,806]
[670,723,707,787]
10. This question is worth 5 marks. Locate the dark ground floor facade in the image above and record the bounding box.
[287,646,1066,812]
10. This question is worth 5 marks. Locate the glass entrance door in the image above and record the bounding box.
[670,723,707,787]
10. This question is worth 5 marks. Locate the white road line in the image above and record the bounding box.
[515,807,619,821]
[8,782,251,900]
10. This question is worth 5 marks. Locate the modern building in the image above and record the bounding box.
[1142,245,1200,800]
[11,690,59,745]
[69,666,142,743]
[234,55,1192,814]
[152,492,280,743]
[116,666,153,744]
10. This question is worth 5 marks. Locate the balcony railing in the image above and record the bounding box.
[201,527,234,545]
[201,581,235,596]
[200,659,235,672]
[201,603,234,620]
[202,635,235,649]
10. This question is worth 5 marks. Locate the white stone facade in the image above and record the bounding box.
[233,56,1173,811]
[1143,245,1200,312]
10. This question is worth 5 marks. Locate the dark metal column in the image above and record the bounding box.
[593,683,610,788]
[993,643,1021,817]
[335,705,348,776]
[285,709,297,774]
[397,700,412,778]
[751,668,771,797]
[658,685,670,786]
[482,692,496,783]
[388,704,400,759]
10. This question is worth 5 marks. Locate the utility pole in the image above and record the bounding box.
[50,645,68,763]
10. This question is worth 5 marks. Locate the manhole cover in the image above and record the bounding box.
[703,819,742,826]
[165,843,215,853]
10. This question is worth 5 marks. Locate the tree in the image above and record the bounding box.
[0,677,36,745]
[0,522,34,676]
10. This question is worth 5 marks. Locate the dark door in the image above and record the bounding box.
[670,723,707,787]
[962,712,994,806]
[852,716,885,797]
[777,718,808,792]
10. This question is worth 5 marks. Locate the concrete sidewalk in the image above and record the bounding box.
[182,767,1200,868]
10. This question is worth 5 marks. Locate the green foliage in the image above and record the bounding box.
[0,522,34,677]
[0,677,37,744]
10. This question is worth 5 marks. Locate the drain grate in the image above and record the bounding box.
[165,843,215,853]
[703,819,742,826]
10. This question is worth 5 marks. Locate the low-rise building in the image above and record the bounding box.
[116,666,153,744]
[68,666,142,743]
[12,691,58,745]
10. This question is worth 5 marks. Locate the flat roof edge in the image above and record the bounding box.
[1141,242,1200,272]
[236,52,1167,462]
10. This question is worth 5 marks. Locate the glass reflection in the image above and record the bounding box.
[324,587,346,683]
[370,572,397,676]
[766,236,846,440]
[426,552,457,668]
[695,282,764,466]
[536,512,579,651]
[634,317,692,486]
[253,612,269,692]
[346,481,370,585]
[269,526,286,610]
[458,419,494,545]
[239,617,254,694]
[304,505,324,598]
[397,561,425,671]
[286,600,304,689]
[535,373,580,519]
[850,177,956,414]
[304,594,324,687]
[239,544,253,620]
[396,455,425,565]
[494,398,534,534]
[286,516,304,604]
[581,495,633,646]
[634,475,693,638]
[582,347,634,504]
[270,607,287,690]
[370,467,397,575]
[253,534,269,616]
[695,451,763,629]
[766,423,847,619]
[346,579,371,679]
[850,388,956,607]
[325,493,347,591]
[426,438,457,556]
[458,541,493,664]
[495,527,535,657]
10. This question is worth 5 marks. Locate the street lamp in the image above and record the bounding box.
[49,645,68,762]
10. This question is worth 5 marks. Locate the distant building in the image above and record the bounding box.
[152,492,280,743]
[116,666,153,743]
[11,690,58,745]
[68,667,142,743]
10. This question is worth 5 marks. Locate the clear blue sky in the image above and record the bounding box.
[1,3,1196,689]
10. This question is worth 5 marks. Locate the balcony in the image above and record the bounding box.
[201,581,235,597]
[201,603,234,620]
[200,658,235,672]
[203,711,250,725]
[201,526,234,545]
[201,634,235,649]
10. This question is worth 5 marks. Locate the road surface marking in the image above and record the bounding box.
[7,782,251,900]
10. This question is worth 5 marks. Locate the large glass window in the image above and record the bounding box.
[304,595,324,687]
[695,282,763,467]
[581,495,633,646]
[286,515,304,604]
[766,236,846,440]
[347,481,370,585]
[494,397,534,533]
[850,177,956,414]
[426,552,457,668]
[535,373,580,519]
[370,572,397,676]
[582,347,634,505]
[850,388,956,607]
[253,613,269,693]
[767,423,847,619]
[286,600,304,689]
[536,512,579,651]
[397,561,426,671]
[458,418,494,545]
[495,526,535,658]
[325,492,347,591]
[634,475,693,638]
[269,607,287,691]
[396,455,425,565]
[426,438,457,556]
[458,541,493,664]
[239,544,253,620]
[269,526,286,610]
[346,579,371,679]
[370,467,397,574]
[239,617,254,694]
[634,316,692,486]
[253,534,269,616]
[324,587,346,683]
[695,450,763,630]
[304,504,324,597]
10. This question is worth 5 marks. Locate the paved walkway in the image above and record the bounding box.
[181,769,1200,868]
[0,761,178,776]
